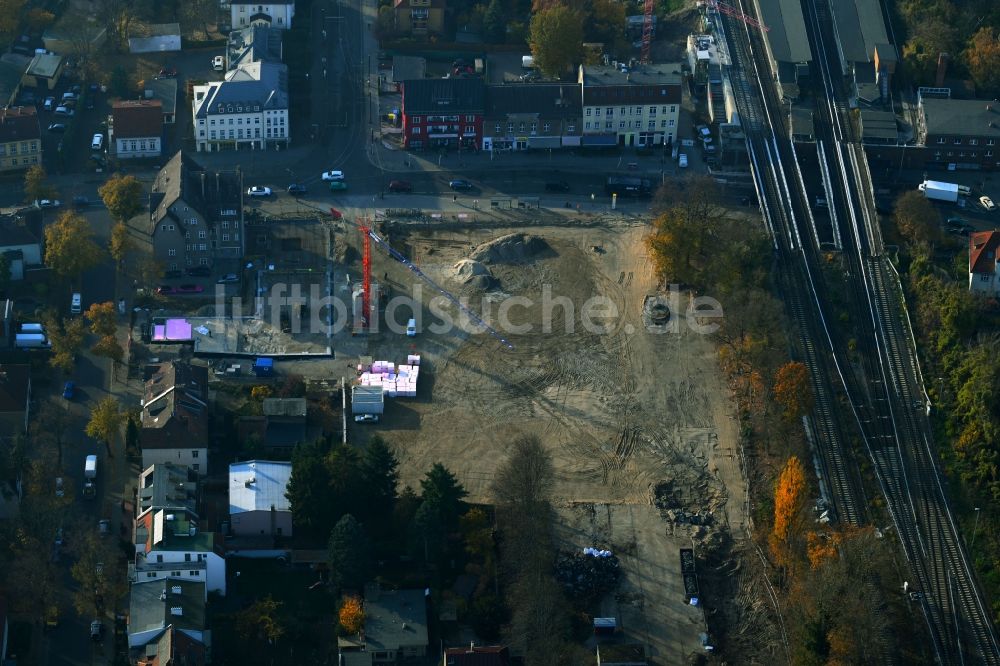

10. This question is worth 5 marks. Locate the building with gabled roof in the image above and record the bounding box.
[229,460,292,537]
[393,0,446,36]
[969,231,1000,296]
[140,361,209,475]
[145,77,178,124]
[149,152,245,274]
[230,0,295,30]
[226,25,283,71]
[133,508,226,595]
[363,586,428,662]
[579,64,683,148]
[192,61,289,152]
[128,579,207,656]
[482,83,581,152]
[0,106,41,172]
[443,645,511,666]
[110,99,163,159]
[133,624,207,666]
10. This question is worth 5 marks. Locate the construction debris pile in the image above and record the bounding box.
[555,547,622,607]
[357,355,422,397]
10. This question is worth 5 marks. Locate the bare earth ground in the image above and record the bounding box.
[349,220,759,663]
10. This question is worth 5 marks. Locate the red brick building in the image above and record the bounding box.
[400,78,485,150]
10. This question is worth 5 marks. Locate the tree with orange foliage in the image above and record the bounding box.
[338,596,364,635]
[770,456,808,569]
[965,28,1000,95]
[773,361,813,421]
[805,531,838,569]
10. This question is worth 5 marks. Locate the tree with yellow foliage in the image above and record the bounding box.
[770,455,808,569]
[773,362,813,421]
[338,596,364,635]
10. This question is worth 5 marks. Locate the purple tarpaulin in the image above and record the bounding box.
[165,318,192,340]
[152,324,166,341]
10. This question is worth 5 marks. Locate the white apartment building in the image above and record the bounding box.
[192,61,289,152]
[230,1,295,29]
[579,63,684,148]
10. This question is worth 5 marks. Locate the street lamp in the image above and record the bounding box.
[972,507,982,550]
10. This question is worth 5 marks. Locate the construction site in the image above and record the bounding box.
[341,210,762,663]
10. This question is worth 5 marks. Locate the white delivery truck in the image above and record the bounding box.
[918,180,960,203]
[14,333,51,349]
[83,455,97,498]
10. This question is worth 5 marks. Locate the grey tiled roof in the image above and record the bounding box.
[193,62,288,119]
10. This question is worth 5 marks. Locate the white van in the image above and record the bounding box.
[19,323,44,333]
[91,133,103,151]
[71,292,81,314]
[406,318,417,337]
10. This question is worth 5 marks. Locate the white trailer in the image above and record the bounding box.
[918,180,960,203]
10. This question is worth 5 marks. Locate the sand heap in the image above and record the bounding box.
[470,233,550,264]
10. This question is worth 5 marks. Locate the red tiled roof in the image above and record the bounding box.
[0,106,40,143]
[969,231,1000,275]
[112,100,163,139]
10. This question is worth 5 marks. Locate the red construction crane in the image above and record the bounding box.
[355,214,373,329]
[641,0,654,64]
[705,0,770,31]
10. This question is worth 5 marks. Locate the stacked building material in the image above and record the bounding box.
[357,356,421,398]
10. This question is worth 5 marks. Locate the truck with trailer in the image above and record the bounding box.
[83,455,97,498]
[352,385,384,423]
[918,180,960,203]
[14,333,51,349]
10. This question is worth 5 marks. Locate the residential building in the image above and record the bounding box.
[230,0,295,29]
[149,151,245,272]
[917,95,1000,171]
[140,361,209,475]
[128,579,207,660]
[443,645,511,666]
[0,106,41,172]
[400,78,485,150]
[110,100,163,159]
[750,0,812,100]
[482,83,581,152]
[134,509,226,595]
[579,64,683,148]
[21,53,63,90]
[0,365,30,441]
[393,0,445,36]
[192,61,289,152]
[363,586,429,662]
[969,231,1000,296]
[226,25,283,71]
[145,78,178,124]
[0,210,43,279]
[229,460,292,537]
[137,463,198,518]
[238,397,311,454]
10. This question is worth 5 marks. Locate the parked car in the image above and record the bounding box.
[388,180,412,192]
[70,85,81,95]
[47,123,66,132]
[177,284,205,294]
[212,55,225,71]
[186,265,211,277]
[678,154,688,168]
[247,186,272,197]
[62,381,75,399]
[35,199,61,208]
[321,170,344,181]
[90,620,103,642]
[545,181,570,192]
[156,285,176,295]
[98,519,109,536]
[158,66,177,78]
[43,97,55,111]
[286,183,307,195]
[55,477,64,497]
[217,273,239,283]
[54,106,73,116]
[449,179,474,191]
[61,92,76,102]
[981,195,996,211]
[329,181,348,191]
